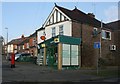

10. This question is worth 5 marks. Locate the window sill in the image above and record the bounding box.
[102,38,111,40]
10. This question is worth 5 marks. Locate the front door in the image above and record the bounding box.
[46,45,58,67]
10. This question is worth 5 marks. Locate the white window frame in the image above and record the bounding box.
[59,25,64,35]
[93,27,98,36]
[102,30,111,40]
[52,27,56,37]
[15,45,17,49]
[23,45,24,49]
[27,43,29,48]
[94,27,98,31]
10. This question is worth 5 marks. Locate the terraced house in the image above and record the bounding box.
[36,5,116,70]
[6,32,38,57]
[6,35,27,54]
[17,32,37,56]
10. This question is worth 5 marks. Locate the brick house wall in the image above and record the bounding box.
[72,21,115,67]
[18,44,24,53]
[24,43,27,49]
[106,20,120,66]
[29,38,34,47]
[13,44,17,53]
[112,30,120,66]
[24,43,29,53]
[29,35,37,56]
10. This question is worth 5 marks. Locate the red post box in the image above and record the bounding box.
[11,53,15,68]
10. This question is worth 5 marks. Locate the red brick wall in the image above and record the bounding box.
[29,38,33,47]
[29,36,37,56]
[72,21,115,67]
[24,43,27,49]
[113,30,120,65]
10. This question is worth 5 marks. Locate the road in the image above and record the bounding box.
[2,56,120,84]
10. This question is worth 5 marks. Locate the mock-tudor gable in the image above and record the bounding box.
[43,6,71,27]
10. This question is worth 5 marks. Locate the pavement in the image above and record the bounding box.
[1,56,120,84]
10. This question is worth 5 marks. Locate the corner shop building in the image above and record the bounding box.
[38,35,81,70]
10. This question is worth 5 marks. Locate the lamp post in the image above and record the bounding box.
[5,27,8,59]
[0,36,4,55]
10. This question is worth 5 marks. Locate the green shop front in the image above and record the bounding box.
[38,35,81,70]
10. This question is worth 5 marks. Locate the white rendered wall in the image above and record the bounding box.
[45,21,72,40]
[37,30,45,44]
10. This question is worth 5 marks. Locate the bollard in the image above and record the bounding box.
[11,53,15,68]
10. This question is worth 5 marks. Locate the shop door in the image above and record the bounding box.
[47,45,58,67]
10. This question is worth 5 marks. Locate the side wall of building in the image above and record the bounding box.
[113,30,120,65]
[72,21,115,67]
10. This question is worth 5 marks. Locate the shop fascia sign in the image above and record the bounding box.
[54,38,59,43]
[50,37,59,44]
[41,43,46,47]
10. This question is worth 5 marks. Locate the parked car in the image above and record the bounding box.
[15,54,21,61]
[15,53,31,61]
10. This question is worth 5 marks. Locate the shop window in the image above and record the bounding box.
[62,44,79,66]
[71,45,78,65]
[62,44,70,65]
[40,49,44,56]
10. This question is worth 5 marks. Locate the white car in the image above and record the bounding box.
[15,54,21,61]
[15,53,31,61]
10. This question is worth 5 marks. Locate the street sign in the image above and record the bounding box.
[94,42,100,49]
[41,44,45,47]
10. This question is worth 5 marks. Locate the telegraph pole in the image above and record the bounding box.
[100,20,102,58]
[97,20,102,75]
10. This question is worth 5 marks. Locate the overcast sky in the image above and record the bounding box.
[1,1,119,43]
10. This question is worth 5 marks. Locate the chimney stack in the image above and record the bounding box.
[88,13,95,18]
[21,34,24,38]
